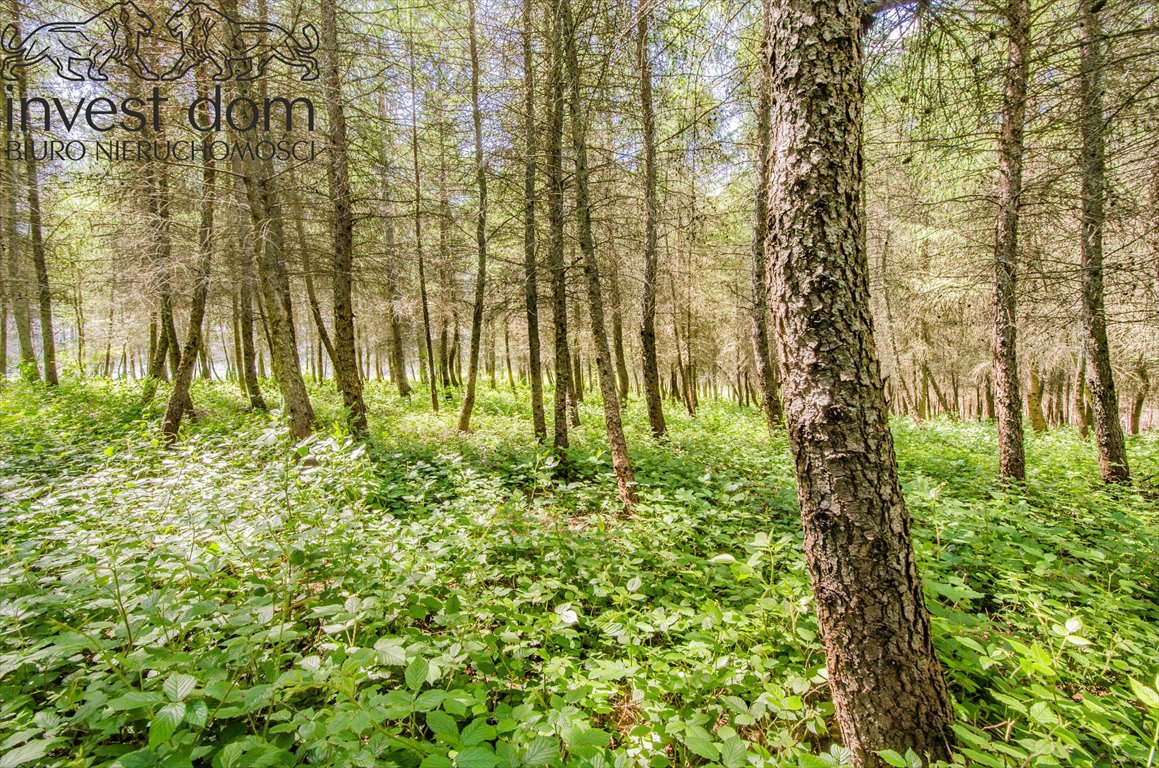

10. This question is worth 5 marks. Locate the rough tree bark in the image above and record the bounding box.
[523,0,547,441]
[562,0,637,510]
[227,0,313,439]
[458,0,489,433]
[321,0,368,435]
[1028,363,1048,433]
[547,0,571,451]
[19,64,55,384]
[2,83,35,380]
[751,0,782,434]
[636,2,667,440]
[375,57,411,399]
[992,0,1029,480]
[1077,0,1129,483]
[231,167,268,411]
[410,33,439,412]
[765,0,955,762]
[162,76,217,438]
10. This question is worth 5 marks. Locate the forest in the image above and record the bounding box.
[0,0,1157,765]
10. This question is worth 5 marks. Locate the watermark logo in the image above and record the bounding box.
[1,1,319,83]
[164,2,318,81]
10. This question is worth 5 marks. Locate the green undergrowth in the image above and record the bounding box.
[0,378,1156,768]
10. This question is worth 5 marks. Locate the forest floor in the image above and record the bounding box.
[0,379,1157,768]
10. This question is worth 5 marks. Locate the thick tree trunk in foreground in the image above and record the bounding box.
[751,0,781,434]
[322,0,368,435]
[459,0,489,433]
[992,0,1029,480]
[637,5,667,440]
[765,0,954,762]
[1077,0,1129,483]
[522,0,546,441]
[163,83,216,438]
[562,0,637,510]
[547,0,571,452]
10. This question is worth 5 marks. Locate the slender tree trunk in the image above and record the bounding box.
[1028,363,1047,432]
[376,48,411,399]
[562,0,637,510]
[637,3,667,440]
[2,93,35,379]
[18,60,56,385]
[226,0,313,439]
[287,172,336,370]
[233,173,267,410]
[751,0,781,434]
[321,0,368,434]
[609,258,631,403]
[1077,0,1129,483]
[1129,358,1148,436]
[765,0,954,761]
[547,0,571,451]
[163,77,217,438]
[410,33,439,412]
[992,0,1029,480]
[458,0,489,432]
[519,0,547,440]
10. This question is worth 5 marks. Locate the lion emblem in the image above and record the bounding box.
[164,2,318,81]
[0,1,155,81]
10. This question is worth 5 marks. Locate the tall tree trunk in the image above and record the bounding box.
[992,0,1029,480]
[521,0,547,440]
[609,258,631,403]
[547,0,571,451]
[1028,363,1048,432]
[286,171,336,371]
[233,172,267,410]
[1129,358,1148,436]
[751,0,781,434]
[377,45,411,399]
[2,89,36,380]
[637,3,667,440]
[410,33,439,412]
[765,0,954,761]
[321,0,368,435]
[1077,0,1129,483]
[227,0,313,439]
[18,54,56,385]
[562,0,637,510]
[459,0,489,433]
[163,76,217,438]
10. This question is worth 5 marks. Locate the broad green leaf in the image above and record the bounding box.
[375,638,407,666]
[428,710,460,743]
[522,736,560,767]
[876,751,907,768]
[0,739,54,768]
[461,718,496,746]
[456,745,498,768]
[422,756,453,768]
[1129,678,1159,710]
[149,702,186,748]
[406,656,430,690]
[164,673,197,703]
[719,736,748,768]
